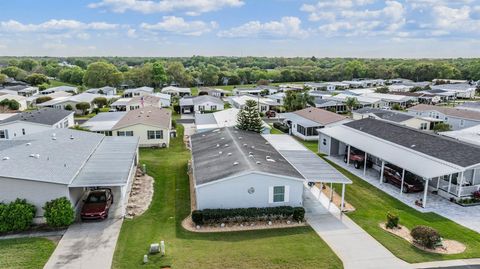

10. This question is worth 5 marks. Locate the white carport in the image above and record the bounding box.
[263,134,352,211]
[320,125,463,207]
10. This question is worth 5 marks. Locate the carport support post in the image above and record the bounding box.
[341,183,345,213]
[347,145,351,165]
[400,169,405,195]
[422,178,429,208]
[448,174,453,193]
[458,171,465,197]
[363,152,367,175]
[379,161,385,184]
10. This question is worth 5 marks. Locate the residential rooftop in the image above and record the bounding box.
[344,118,480,168]
[408,104,480,121]
[0,108,73,126]
[191,127,304,185]
[292,107,347,125]
[353,108,414,123]
[113,107,171,129]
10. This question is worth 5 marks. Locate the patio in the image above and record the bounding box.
[327,156,480,234]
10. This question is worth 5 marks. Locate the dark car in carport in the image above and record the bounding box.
[383,165,424,193]
[80,189,114,221]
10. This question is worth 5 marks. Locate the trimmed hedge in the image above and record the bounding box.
[192,206,305,225]
[386,212,399,229]
[273,122,289,133]
[411,225,441,249]
[43,197,75,228]
[0,199,36,233]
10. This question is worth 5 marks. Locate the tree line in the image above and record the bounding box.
[2,56,480,89]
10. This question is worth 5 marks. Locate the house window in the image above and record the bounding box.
[198,105,205,111]
[260,105,267,112]
[0,130,8,139]
[117,131,134,136]
[322,138,327,146]
[147,130,163,139]
[273,186,285,202]
[63,120,69,128]
[460,119,465,126]
[297,124,305,135]
[211,105,217,111]
[420,123,427,130]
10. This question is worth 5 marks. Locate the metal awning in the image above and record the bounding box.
[262,134,352,184]
[69,136,139,187]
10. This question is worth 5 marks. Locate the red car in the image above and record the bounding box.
[80,189,113,220]
[383,165,424,193]
[344,147,372,169]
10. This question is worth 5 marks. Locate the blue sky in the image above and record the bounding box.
[1,0,480,58]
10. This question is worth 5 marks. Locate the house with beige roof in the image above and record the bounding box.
[110,94,170,111]
[407,104,480,130]
[82,107,172,147]
[282,107,350,141]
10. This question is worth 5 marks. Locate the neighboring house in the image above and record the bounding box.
[232,86,278,96]
[198,87,229,98]
[231,95,279,112]
[123,86,154,98]
[309,91,333,99]
[420,89,456,101]
[328,93,385,109]
[352,108,440,130]
[152,93,171,107]
[441,125,480,146]
[37,92,106,114]
[0,128,139,221]
[344,88,376,96]
[161,86,191,97]
[82,107,172,147]
[0,86,39,97]
[0,93,28,111]
[456,102,480,113]
[305,82,349,91]
[267,92,285,106]
[314,99,347,112]
[195,108,271,134]
[29,91,72,106]
[407,104,480,130]
[190,128,305,210]
[86,86,117,96]
[282,107,350,141]
[179,95,224,114]
[430,84,476,99]
[40,86,78,95]
[363,92,416,108]
[0,108,74,139]
[389,91,441,104]
[319,118,480,207]
[111,94,170,111]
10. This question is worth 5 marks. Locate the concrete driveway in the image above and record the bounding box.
[44,188,125,269]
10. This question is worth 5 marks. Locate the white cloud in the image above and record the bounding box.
[218,17,309,39]
[88,0,244,15]
[302,0,406,37]
[141,16,217,36]
[0,19,118,32]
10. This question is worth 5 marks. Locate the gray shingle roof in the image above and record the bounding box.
[191,128,304,185]
[354,108,414,123]
[0,108,73,126]
[345,118,480,167]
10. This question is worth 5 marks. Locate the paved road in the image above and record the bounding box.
[44,188,125,269]
[304,185,412,269]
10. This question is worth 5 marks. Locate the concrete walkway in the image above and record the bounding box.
[414,259,480,268]
[304,185,412,269]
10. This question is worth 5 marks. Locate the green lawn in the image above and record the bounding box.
[46,80,77,89]
[113,126,343,269]
[297,139,480,263]
[0,238,56,269]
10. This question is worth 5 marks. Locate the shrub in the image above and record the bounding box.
[386,212,399,229]
[64,104,73,111]
[192,206,301,225]
[292,207,305,222]
[43,197,75,228]
[191,210,203,225]
[411,225,441,249]
[0,199,36,233]
[36,96,52,104]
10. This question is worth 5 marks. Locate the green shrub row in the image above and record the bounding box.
[43,197,75,228]
[192,206,305,225]
[272,122,289,133]
[0,199,36,233]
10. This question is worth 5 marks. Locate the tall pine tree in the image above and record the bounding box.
[236,100,263,133]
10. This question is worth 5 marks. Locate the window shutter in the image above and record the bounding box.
[268,186,273,203]
[284,185,290,203]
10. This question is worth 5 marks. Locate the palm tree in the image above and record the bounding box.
[345,97,359,112]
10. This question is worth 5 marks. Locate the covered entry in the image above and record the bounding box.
[262,134,352,211]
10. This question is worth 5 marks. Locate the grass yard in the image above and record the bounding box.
[0,238,56,269]
[113,126,343,269]
[46,80,77,89]
[296,139,480,263]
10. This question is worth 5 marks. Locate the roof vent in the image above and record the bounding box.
[224,144,229,147]
[265,142,269,145]
[216,144,220,148]
[266,156,276,162]
[251,146,255,149]
[411,144,416,148]
[256,161,261,165]
[227,152,232,156]
[70,135,74,140]
[29,154,40,159]
[243,143,247,147]
[219,151,223,155]
[233,161,239,166]
[2,157,9,161]
[238,137,243,140]
[26,143,31,146]
[221,137,225,140]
